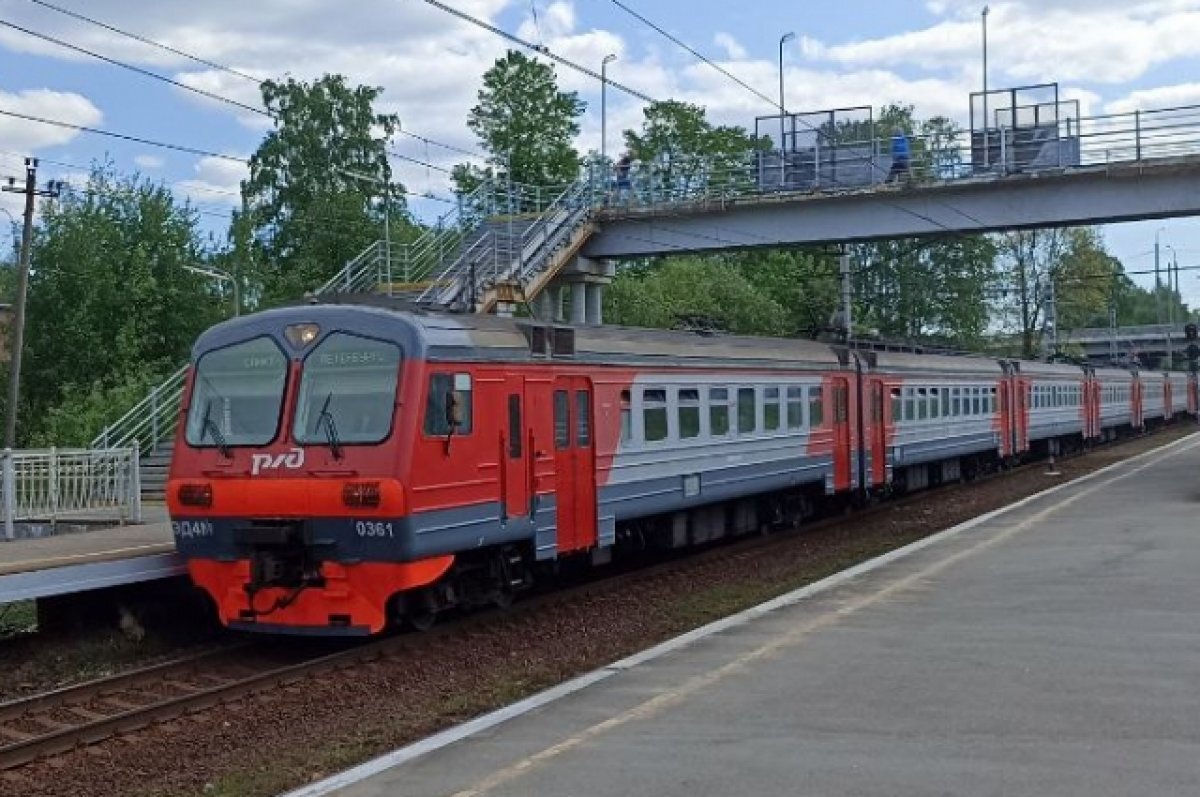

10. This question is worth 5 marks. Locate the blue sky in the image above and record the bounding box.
[2,0,1200,310]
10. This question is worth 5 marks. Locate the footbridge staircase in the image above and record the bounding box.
[91,177,599,499]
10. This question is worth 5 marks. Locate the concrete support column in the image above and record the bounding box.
[569,282,587,325]
[585,282,604,326]
[533,291,552,321]
[548,285,565,322]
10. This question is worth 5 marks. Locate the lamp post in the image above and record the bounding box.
[601,54,618,164]
[184,264,239,316]
[981,6,990,168]
[779,32,795,186]
[1155,226,1167,325]
[341,168,391,284]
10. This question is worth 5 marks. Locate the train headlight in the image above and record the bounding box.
[343,481,382,508]
[177,483,213,507]
[285,323,321,349]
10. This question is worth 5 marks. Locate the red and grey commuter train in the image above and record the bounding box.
[166,302,1198,635]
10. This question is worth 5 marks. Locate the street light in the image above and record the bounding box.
[981,6,990,168]
[601,54,618,164]
[184,264,239,317]
[778,32,795,187]
[340,167,391,285]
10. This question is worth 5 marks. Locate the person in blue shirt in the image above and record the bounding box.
[887,127,911,183]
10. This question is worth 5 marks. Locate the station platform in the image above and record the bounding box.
[0,508,183,603]
[294,432,1200,797]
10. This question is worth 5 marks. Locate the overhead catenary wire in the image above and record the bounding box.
[420,0,656,103]
[25,0,485,161]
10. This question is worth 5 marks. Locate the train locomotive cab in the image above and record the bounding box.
[167,305,459,635]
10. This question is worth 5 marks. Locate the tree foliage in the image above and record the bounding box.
[853,236,997,345]
[605,258,790,336]
[622,100,764,193]
[455,50,585,191]
[19,166,224,445]
[241,74,411,301]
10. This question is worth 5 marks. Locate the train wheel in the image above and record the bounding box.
[408,609,436,632]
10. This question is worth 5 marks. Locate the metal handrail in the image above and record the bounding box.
[1,447,141,539]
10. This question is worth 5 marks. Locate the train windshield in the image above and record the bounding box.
[185,337,289,448]
[293,333,402,446]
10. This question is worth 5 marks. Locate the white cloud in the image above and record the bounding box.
[1105,82,1200,113]
[134,154,165,169]
[714,33,747,61]
[0,89,103,152]
[175,155,247,207]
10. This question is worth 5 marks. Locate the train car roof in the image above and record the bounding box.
[413,313,845,370]
[866,350,1003,376]
[1013,360,1086,376]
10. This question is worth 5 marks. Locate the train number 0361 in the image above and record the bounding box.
[356,521,394,538]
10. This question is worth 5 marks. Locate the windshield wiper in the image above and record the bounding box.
[200,399,232,458]
[316,391,344,460]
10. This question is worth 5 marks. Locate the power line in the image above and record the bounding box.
[608,0,776,109]
[29,0,263,84]
[26,0,485,161]
[421,0,656,103]
[0,18,266,118]
[0,107,247,162]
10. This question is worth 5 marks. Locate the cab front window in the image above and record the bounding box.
[293,333,402,445]
[185,337,288,448]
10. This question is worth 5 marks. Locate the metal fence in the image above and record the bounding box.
[1,448,141,540]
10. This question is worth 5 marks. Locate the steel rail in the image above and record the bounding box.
[0,424,1184,771]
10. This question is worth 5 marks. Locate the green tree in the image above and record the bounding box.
[623,100,764,195]
[455,50,585,192]
[853,236,997,346]
[241,74,411,302]
[20,165,224,445]
[605,257,790,336]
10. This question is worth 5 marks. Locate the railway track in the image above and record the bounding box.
[1,428,1183,772]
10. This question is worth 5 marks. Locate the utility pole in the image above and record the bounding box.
[778,32,795,189]
[1,159,62,449]
[1154,229,1163,325]
[981,6,990,169]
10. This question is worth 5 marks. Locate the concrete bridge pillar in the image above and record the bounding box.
[560,256,615,326]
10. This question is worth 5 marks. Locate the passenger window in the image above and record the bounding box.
[710,388,730,436]
[764,387,781,431]
[425,373,473,436]
[620,390,632,443]
[893,389,903,422]
[917,389,928,420]
[787,387,804,429]
[554,390,570,449]
[930,388,940,419]
[508,395,522,458]
[678,388,701,439]
[575,391,591,447]
[942,390,950,417]
[810,386,825,427]
[737,388,757,434]
[644,388,668,442]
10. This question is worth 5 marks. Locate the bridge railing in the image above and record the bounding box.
[1,448,141,540]
[90,366,187,454]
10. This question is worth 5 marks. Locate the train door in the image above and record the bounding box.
[501,377,529,523]
[552,376,597,553]
[1132,378,1144,429]
[871,379,889,487]
[998,380,1013,458]
[832,378,853,491]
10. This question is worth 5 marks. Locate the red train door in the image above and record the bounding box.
[998,380,1013,458]
[552,377,597,553]
[832,378,852,491]
[501,377,529,523]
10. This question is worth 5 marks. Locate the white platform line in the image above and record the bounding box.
[281,431,1198,797]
